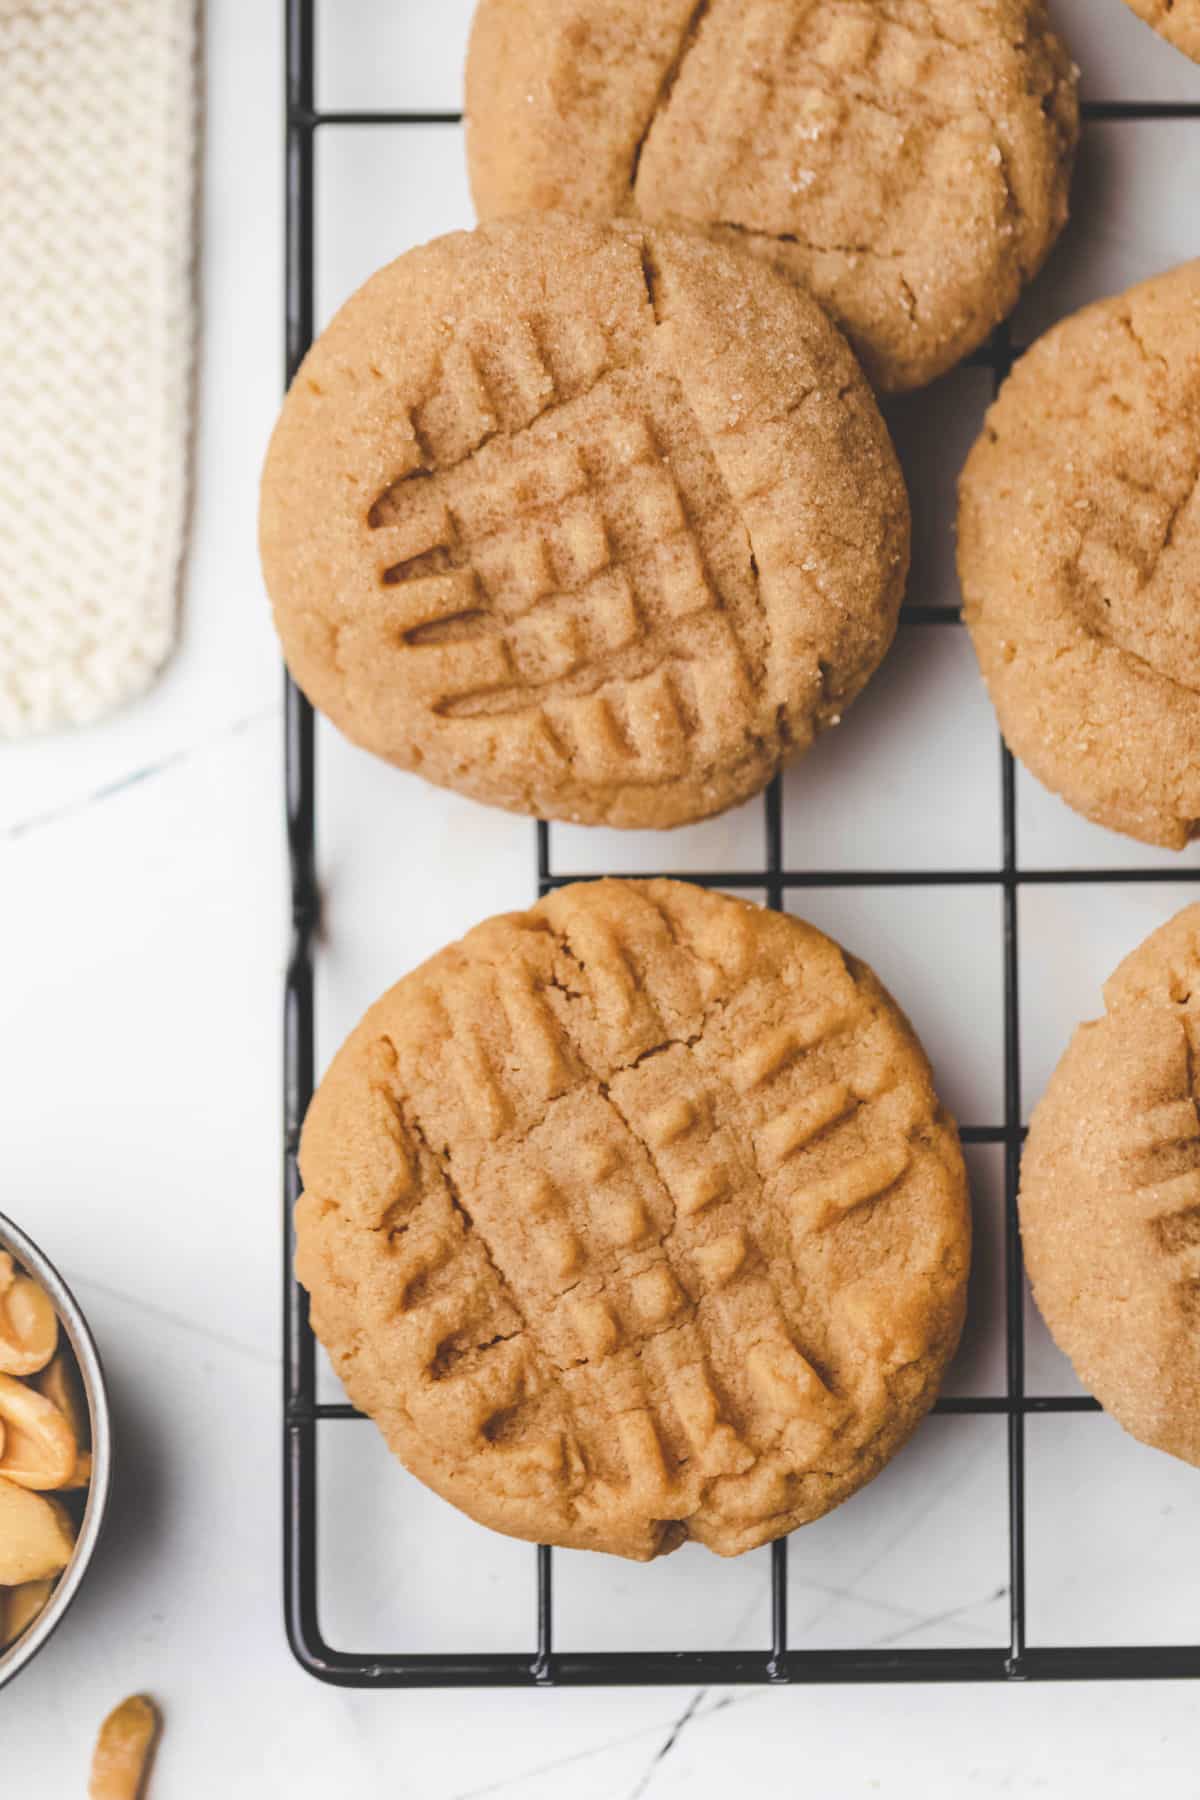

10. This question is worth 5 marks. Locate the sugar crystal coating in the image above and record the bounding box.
[960,261,1200,850]
[260,215,910,828]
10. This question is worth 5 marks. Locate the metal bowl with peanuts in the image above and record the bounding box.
[0,1211,112,1691]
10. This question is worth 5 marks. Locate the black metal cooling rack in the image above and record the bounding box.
[282,0,1200,1686]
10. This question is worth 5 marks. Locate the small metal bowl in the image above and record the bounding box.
[0,1211,112,1690]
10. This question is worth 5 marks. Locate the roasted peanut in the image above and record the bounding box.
[89,1696,160,1800]
[0,1272,58,1377]
[36,1347,88,1444]
[0,1475,75,1583]
[0,1372,76,1489]
[0,1576,54,1648]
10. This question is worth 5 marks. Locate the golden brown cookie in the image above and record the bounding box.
[960,261,1200,850]
[1022,906,1200,1468]
[464,0,1079,393]
[260,215,909,829]
[1122,0,1200,60]
[297,879,970,1560]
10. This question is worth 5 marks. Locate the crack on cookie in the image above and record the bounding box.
[638,259,791,746]
[431,1328,522,1382]
[897,273,919,329]
[629,0,714,194]
[639,243,662,325]
[1118,306,1173,381]
[394,1095,540,1358]
[714,217,909,263]
[1160,464,1200,560]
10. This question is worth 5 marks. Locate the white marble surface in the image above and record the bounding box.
[2,2,1199,1792]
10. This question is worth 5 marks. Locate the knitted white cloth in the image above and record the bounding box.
[0,0,198,736]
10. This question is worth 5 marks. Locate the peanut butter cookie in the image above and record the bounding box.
[465,1,1079,392]
[1022,905,1200,1468]
[260,215,909,829]
[1122,0,1200,61]
[960,261,1200,850]
[297,880,970,1560]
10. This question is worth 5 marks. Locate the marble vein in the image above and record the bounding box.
[864,1585,1008,1650]
[66,1270,274,1367]
[626,1688,708,1800]
[2,703,278,840]
[450,1715,686,1800]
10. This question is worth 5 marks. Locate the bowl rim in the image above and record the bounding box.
[0,1210,113,1690]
